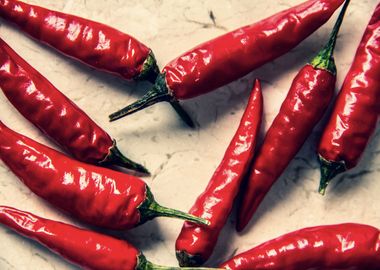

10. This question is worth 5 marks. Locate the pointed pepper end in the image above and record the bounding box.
[318,155,347,195]
[102,142,150,176]
[176,250,205,267]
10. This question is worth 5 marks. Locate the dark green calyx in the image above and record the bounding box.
[134,51,160,84]
[109,73,195,127]
[137,186,210,226]
[310,0,350,74]
[318,155,347,195]
[100,140,150,176]
[176,250,205,267]
[137,253,221,270]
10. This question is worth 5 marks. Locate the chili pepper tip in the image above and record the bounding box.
[318,155,347,195]
[100,141,150,176]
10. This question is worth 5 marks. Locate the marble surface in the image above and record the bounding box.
[0,0,379,269]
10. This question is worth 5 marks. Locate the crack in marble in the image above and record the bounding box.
[183,7,227,31]
[152,150,194,180]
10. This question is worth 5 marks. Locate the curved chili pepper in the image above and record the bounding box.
[317,2,380,195]
[0,206,220,270]
[175,80,263,267]
[0,37,149,175]
[0,0,159,83]
[220,223,380,270]
[109,0,345,124]
[0,121,208,229]
[236,0,350,232]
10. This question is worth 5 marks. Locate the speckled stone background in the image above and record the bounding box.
[0,0,379,269]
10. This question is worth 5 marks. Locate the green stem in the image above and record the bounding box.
[134,51,160,83]
[138,187,209,226]
[137,254,222,270]
[109,73,195,127]
[318,155,347,195]
[310,0,350,74]
[100,140,150,175]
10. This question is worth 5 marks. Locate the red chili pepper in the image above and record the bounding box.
[0,121,208,229]
[175,80,263,267]
[0,0,159,83]
[109,0,345,124]
[0,206,220,270]
[317,2,380,195]
[236,1,350,232]
[220,223,380,270]
[0,37,150,175]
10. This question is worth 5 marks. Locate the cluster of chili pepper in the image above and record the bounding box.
[0,37,149,175]
[109,0,345,125]
[0,0,379,269]
[236,0,350,232]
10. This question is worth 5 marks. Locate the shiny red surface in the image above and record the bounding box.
[318,3,380,169]
[163,0,344,100]
[0,121,147,229]
[221,223,380,270]
[0,38,113,164]
[0,0,150,79]
[0,206,139,270]
[175,80,263,264]
[237,65,336,231]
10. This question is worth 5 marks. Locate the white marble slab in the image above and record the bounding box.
[0,0,379,269]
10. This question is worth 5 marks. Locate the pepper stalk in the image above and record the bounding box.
[310,0,350,74]
[138,186,210,226]
[109,73,195,127]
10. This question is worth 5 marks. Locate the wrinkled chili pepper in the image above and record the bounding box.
[236,0,350,232]
[0,206,220,270]
[109,0,345,124]
[0,121,209,229]
[176,80,263,267]
[0,0,159,83]
[317,2,380,195]
[0,37,149,175]
[220,223,380,270]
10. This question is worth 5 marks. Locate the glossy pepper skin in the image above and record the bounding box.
[0,37,149,175]
[0,121,208,230]
[0,0,159,82]
[220,223,380,270]
[109,0,345,122]
[236,0,350,232]
[176,80,263,267]
[317,2,380,194]
[0,206,219,270]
